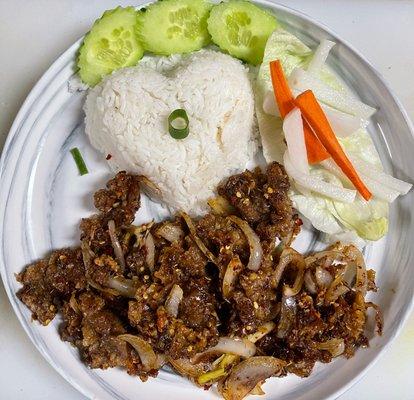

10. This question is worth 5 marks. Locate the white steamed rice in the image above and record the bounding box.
[84,49,257,214]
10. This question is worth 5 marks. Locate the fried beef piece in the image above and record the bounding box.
[16,166,382,391]
[155,306,218,359]
[16,259,57,325]
[94,171,141,226]
[196,214,248,268]
[61,291,144,376]
[230,265,278,333]
[47,248,87,295]
[126,231,219,358]
[16,248,86,325]
[218,162,300,243]
[80,172,141,254]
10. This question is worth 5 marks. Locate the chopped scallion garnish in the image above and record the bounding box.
[168,109,189,139]
[70,147,89,176]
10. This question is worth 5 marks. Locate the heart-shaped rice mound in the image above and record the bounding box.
[84,50,257,214]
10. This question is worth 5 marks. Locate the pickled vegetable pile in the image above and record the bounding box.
[17,163,382,400]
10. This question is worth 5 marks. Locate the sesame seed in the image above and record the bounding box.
[267,187,274,193]
[236,192,242,198]
[187,346,193,352]
[144,275,149,280]
[140,266,145,272]
[264,193,269,199]
[253,302,259,309]
[143,294,148,300]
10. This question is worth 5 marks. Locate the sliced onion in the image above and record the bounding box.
[155,353,168,369]
[156,223,184,243]
[325,267,349,304]
[343,263,357,287]
[193,337,256,363]
[246,322,276,343]
[277,295,297,338]
[307,39,336,74]
[118,334,157,371]
[169,357,209,378]
[283,252,306,297]
[144,232,155,272]
[316,338,345,357]
[165,284,183,317]
[223,256,243,298]
[345,245,367,296]
[249,382,265,396]
[181,212,218,264]
[304,270,317,294]
[108,220,126,273]
[305,250,344,266]
[219,357,286,400]
[207,196,236,216]
[138,175,162,201]
[228,216,263,271]
[69,293,80,313]
[284,107,308,175]
[87,279,120,297]
[315,266,333,288]
[81,240,95,270]
[107,276,137,298]
[289,67,376,119]
[272,247,304,289]
[284,152,356,203]
[366,301,383,335]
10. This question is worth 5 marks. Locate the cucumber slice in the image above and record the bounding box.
[78,7,144,86]
[207,1,278,65]
[137,0,212,55]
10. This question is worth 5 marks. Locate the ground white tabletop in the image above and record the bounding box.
[0,0,413,399]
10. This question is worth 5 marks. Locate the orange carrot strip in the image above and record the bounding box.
[269,60,329,164]
[295,90,372,201]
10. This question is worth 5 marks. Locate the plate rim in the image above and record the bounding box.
[1,1,413,400]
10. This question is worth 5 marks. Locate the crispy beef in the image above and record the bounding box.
[17,166,381,388]
[218,162,300,243]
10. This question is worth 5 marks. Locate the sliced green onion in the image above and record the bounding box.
[70,147,89,176]
[197,367,226,385]
[168,109,189,139]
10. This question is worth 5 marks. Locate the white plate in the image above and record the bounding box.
[1,1,414,399]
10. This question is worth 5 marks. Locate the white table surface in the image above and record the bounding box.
[0,0,413,399]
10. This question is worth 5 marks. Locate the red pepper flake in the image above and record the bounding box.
[106,154,112,160]
[295,218,303,226]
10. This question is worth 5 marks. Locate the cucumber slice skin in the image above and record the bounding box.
[208,0,278,65]
[137,0,212,55]
[78,6,144,86]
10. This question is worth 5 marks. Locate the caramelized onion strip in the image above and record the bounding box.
[228,216,263,271]
[218,357,286,400]
[118,334,157,371]
[108,220,126,273]
[181,212,218,264]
